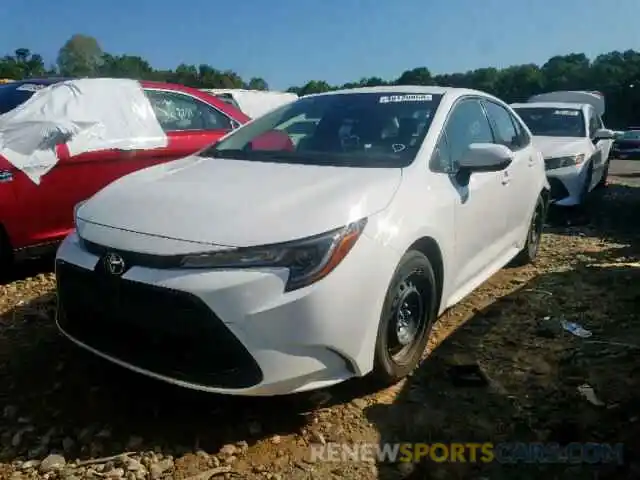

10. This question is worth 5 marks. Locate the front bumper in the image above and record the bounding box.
[545,164,589,206]
[55,229,398,396]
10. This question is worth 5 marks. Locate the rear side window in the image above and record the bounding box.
[484,100,530,150]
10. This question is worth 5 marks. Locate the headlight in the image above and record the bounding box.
[544,154,585,170]
[180,218,368,292]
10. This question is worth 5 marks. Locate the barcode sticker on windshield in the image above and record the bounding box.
[553,110,579,116]
[16,84,46,92]
[380,94,432,103]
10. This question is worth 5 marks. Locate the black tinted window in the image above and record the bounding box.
[514,107,585,137]
[145,90,232,131]
[0,82,50,114]
[444,99,494,166]
[208,92,443,167]
[484,101,521,149]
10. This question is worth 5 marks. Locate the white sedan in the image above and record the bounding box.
[55,86,549,396]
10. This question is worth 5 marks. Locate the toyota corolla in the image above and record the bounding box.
[55,86,549,396]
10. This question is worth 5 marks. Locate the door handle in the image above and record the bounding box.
[501,172,510,185]
[528,157,535,167]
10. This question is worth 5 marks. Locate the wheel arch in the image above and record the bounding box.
[404,236,444,314]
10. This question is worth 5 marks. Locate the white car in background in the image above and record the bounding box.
[55,86,549,396]
[201,88,298,118]
[512,91,615,206]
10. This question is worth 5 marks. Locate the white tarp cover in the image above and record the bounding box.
[528,91,606,117]
[0,78,168,184]
[203,89,298,118]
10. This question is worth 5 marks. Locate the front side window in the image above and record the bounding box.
[204,92,444,167]
[443,98,494,167]
[513,107,586,138]
[145,90,232,131]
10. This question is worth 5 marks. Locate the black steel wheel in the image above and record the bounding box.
[372,251,437,385]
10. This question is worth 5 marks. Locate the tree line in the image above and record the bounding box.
[1,34,640,127]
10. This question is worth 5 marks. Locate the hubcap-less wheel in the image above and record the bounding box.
[528,201,544,257]
[386,275,427,363]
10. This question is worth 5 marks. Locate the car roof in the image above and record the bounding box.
[511,102,587,110]
[303,85,492,99]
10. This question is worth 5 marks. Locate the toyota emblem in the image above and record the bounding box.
[104,252,126,275]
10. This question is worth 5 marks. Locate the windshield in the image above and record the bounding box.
[0,82,51,115]
[620,130,640,140]
[513,107,586,137]
[204,92,443,167]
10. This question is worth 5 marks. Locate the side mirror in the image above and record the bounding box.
[457,143,514,173]
[593,128,614,140]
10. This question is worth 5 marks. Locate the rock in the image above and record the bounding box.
[149,458,173,479]
[219,444,237,456]
[310,431,326,445]
[21,459,41,470]
[223,455,236,464]
[270,435,281,445]
[236,441,249,453]
[39,454,66,473]
[96,428,112,439]
[126,458,144,471]
[106,467,126,478]
[351,398,368,409]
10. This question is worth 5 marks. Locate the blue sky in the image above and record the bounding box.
[1,0,639,90]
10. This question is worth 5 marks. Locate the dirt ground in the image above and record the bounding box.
[0,172,638,479]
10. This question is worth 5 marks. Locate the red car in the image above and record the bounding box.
[0,78,250,266]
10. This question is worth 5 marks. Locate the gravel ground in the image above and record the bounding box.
[0,179,638,480]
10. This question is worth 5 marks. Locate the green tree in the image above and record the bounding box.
[4,40,640,127]
[57,34,104,76]
[247,77,269,90]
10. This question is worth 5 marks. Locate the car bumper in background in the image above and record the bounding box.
[54,230,397,396]
[545,164,588,206]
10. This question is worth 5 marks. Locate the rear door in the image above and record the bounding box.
[587,107,607,186]
[141,89,238,163]
[482,99,537,245]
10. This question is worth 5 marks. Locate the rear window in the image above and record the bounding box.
[0,82,50,115]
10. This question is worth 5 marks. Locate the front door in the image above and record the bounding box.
[439,98,511,293]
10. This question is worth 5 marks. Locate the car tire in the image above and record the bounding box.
[510,195,546,267]
[580,163,594,202]
[371,250,437,386]
[595,160,609,189]
[0,227,13,279]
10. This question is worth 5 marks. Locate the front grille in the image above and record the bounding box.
[56,260,263,389]
[547,177,569,201]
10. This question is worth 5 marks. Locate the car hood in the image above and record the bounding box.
[77,155,402,247]
[531,136,589,158]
